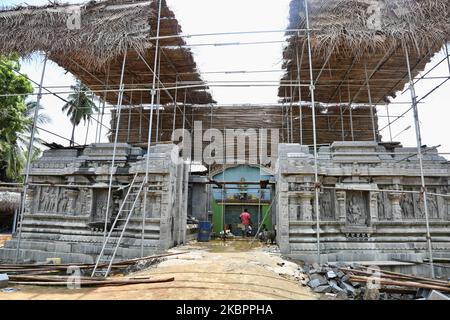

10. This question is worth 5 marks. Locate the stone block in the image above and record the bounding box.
[427,290,450,300]
[313,285,332,293]
[339,281,356,295]
[0,274,9,289]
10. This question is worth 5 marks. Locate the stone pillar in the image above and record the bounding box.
[299,191,313,221]
[388,192,404,221]
[278,182,290,253]
[66,189,79,214]
[336,191,346,223]
[369,191,379,223]
[26,188,36,214]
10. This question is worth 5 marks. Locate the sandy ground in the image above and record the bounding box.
[0,240,317,300]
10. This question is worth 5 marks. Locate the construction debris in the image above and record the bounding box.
[0,252,185,288]
[0,252,186,275]
[299,262,450,300]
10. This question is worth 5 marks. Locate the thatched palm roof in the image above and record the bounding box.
[0,191,20,213]
[0,0,214,105]
[279,0,450,104]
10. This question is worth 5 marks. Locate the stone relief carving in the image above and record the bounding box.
[346,192,368,225]
[377,192,387,220]
[76,188,91,215]
[400,192,415,219]
[92,189,114,221]
[39,186,58,213]
[399,189,440,220]
[58,189,69,213]
[388,192,403,221]
[416,192,439,219]
[336,191,346,222]
[320,190,335,220]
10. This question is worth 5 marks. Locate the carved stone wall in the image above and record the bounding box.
[276,142,450,264]
[0,143,188,264]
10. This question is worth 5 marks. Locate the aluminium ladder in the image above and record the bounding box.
[91,173,147,277]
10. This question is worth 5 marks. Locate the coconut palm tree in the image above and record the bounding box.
[62,81,98,146]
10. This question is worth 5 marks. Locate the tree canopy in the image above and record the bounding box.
[0,55,37,181]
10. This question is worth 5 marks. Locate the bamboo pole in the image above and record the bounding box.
[15,54,48,263]
[142,0,163,258]
[103,50,127,240]
[404,43,435,279]
[304,0,321,263]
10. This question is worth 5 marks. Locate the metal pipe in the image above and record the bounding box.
[296,42,305,145]
[127,79,134,143]
[172,75,179,134]
[304,0,321,264]
[98,63,110,143]
[348,84,354,141]
[385,103,393,142]
[15,54,48,263]
[155,53,161,143]
[103,50,127,240]
[339,89,345,141]
[290,74,294,143]
[365,64,377,142]
[142,0,163,257]
[404,43,435,278]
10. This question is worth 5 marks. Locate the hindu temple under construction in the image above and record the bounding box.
[0,0,449,279]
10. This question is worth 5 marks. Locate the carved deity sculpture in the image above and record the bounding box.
[58,190,69,213]
[347,198,362,224]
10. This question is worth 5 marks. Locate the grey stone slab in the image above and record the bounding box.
[427,290,450,300]
[313,285,332,293]
[339,281,356,295]
[0,274,9,289]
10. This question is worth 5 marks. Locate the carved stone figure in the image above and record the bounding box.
[346,192,368,225]
[400,193,415,219]
[388,192,403,221]
[320,190,335,220]
[347,198,362,224]
[39,186,50,212]
[58,190,69,213]
[48,188,58,212]
[40,187,58,213]
[416,193,439,219]
[377,192,387,220]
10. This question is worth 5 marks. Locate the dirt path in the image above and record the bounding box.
[0,240,317,300]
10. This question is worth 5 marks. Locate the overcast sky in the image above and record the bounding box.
[2,0,450,157]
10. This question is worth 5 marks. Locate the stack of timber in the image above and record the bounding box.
[340,267,450,294]
[0,252,186,287]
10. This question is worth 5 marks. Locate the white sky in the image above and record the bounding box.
[2,0,450,156]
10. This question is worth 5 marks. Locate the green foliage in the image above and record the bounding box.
[0,54,46,182]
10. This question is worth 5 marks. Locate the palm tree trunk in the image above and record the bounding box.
[70,121,76,147]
